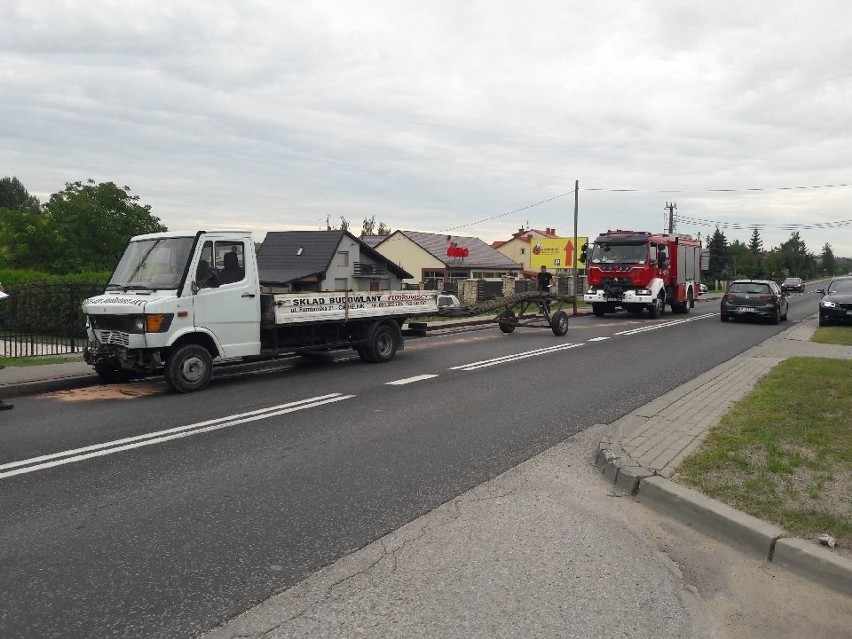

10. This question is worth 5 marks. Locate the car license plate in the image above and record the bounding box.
[736,306,757,313]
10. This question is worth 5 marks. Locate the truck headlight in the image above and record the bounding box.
[128,314,173,333]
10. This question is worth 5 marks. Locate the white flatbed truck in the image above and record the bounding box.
[82,230,441,392]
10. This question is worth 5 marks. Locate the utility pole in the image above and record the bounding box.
[572,180,579,315]
[665,202,677,234]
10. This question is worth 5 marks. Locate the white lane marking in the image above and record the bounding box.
[587,337,610,342]
[0,394,354,480]
[451,342,583,371]
[386,374,439,386]
[614,313,713,336]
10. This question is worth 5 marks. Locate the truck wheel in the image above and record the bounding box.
[592,303,606,317]
[550,310,569,336]
[649,295,664,318]
[165,344,213,393]
[365,323,399,363]
[94,362,136,384]
[498,309,516,333]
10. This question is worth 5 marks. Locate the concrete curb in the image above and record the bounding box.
[594,443,852,595]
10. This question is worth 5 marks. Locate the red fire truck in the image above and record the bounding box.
[580,230,705,318]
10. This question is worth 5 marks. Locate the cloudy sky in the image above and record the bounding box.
[3,1,852,257]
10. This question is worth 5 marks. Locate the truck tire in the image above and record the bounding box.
[165,344,213,393]
[363,323,399,363]
[94,362,136,384]
[649,294,664,319]
[498,309,516,333]
[550,310,569,336]
[592,303,606,317]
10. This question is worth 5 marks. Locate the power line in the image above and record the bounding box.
[675,214,852,231]
[437,180,852,233]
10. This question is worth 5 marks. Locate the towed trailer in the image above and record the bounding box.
[406,291,574,337]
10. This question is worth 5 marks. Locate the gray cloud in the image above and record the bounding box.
[2,1,851,255]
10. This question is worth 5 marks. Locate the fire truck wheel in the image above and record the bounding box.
[649,295,664,318]
[550,310,569,336]
[592,303,606,317]
[165,344,213,393]
[498,309,516,333]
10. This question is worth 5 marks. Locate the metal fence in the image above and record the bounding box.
[0,282,104,358]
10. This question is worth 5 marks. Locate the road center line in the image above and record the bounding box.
[614,313,713,336]
[0,394,354,480]
[386,374,439,385]
[451,342,583,371]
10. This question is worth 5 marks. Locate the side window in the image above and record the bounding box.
[196,241,215,288]
[337,251,349,267]
[216,242,245,285]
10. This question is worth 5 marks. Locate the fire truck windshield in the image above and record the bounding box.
[589,242,647,264]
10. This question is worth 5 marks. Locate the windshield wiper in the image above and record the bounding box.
[122,284,152,291]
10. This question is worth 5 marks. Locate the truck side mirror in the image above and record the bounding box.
[579,249,587,264]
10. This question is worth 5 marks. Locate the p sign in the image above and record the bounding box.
[530,237,587,270]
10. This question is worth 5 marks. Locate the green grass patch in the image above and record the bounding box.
[677,357,852,553]
[812,326,852,346]
[0,355,84,367]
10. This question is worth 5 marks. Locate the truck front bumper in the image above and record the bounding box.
[584,289,654,304]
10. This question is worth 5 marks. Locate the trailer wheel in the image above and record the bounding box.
[364,323,399,363]
[498,309,516,333]
[550,310,569,336]
[94,362,136,384]
[165,344,213,393]
[592,303,606,317]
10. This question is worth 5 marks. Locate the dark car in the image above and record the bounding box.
[720,279,788,324]
[817,276,852,326]
[781,277,805,293]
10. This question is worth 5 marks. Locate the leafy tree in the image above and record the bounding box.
[3,179,167,273]
[0,176,40,210]
[376,221,391,235]
[706,227,728,279]
[820,243,836,276]
[361,215,391,236]
[728,240,751,279]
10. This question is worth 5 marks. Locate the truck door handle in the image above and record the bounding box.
[241,293,256,298]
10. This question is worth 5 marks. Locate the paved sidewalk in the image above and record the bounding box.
[596,315,852,596]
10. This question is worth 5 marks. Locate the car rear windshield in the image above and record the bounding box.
[729,283,770,294]
[783,278,801,284]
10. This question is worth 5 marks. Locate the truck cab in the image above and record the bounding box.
[84,230,262,391]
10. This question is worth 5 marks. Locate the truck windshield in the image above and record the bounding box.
[589,242,647,264]
[107,237,195,291]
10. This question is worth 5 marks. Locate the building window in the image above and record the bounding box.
[334,278,349,290]
[520,248,526,255]
[337,251,349,267]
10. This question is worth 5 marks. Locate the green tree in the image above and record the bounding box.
[42,180,167,272]
[747,228,765,277]
[820,243,836,276]
[0,176,40,210]
[376,221,391,235]
[361,215,376,235]
[728,239,750,279]
[706,227,728,280]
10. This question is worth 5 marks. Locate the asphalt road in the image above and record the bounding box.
[0,292,820,638]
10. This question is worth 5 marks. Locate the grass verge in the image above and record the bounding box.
[812,325,852,345]
[675,356,852,556]
[0,355,84,367]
